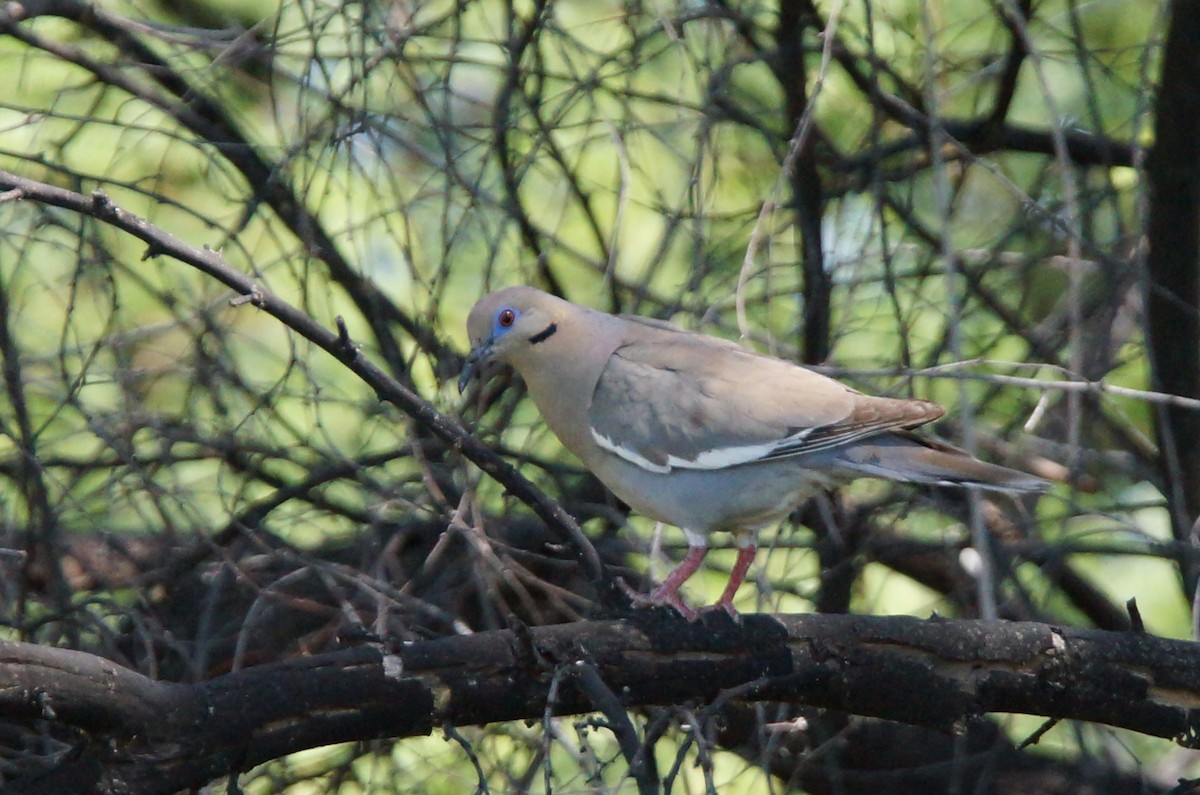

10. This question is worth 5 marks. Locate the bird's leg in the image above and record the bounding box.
[620,544,707,619]
[650,544,707,600]
[711,542,757,618]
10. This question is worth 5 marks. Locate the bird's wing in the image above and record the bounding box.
[587,330,943,474]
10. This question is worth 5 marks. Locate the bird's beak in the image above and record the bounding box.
[458,338,494,394]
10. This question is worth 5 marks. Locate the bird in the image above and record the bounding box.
[458,286,1048,618]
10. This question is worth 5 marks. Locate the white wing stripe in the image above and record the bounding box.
[590,426,816,473]
[670,441,781,469]
[590,429,671,473]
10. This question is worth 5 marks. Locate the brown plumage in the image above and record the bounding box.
[460,286,1047,617]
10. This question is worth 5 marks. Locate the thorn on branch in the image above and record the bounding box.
[335,315,359,361]
[1017,716,1059,749]
[1126,597,1145,633]
[90,189,115,217]
[141,242,165,261]
[507,614,552,673]
[229,286,265,308]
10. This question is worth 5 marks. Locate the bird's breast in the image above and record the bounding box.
[586,452,835,535]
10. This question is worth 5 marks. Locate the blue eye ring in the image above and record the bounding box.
[496,307,517,329]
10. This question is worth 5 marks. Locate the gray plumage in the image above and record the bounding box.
[460,286,1047,617]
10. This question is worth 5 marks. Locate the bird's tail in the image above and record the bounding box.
[836,431,1050,493]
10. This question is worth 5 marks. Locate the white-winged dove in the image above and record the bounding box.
[459,286,1047,617]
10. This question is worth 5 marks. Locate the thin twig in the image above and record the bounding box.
[0,170,606,585]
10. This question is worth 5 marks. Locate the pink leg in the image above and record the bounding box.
[650,545,708,603]
[622,544,708,619]
[711,544,756,618]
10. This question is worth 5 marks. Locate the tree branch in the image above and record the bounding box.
[0,0,453,374]
[1146,0,1200,593]
[4,614,1199,793]
[0,170,606,587]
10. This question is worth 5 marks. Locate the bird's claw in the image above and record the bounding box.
[617,578,699,621]
[699,599,742,623]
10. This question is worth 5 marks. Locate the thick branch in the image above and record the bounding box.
[1146,0,1200,580]
[775,0,830,364]
[4,614,1200,793]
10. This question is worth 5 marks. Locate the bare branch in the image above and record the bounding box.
[0,169,605,585]
[3,615,1198,793]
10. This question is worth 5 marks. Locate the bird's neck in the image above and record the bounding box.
[513,310,624,460]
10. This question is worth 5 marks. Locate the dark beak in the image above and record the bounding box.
[458,339,493,394]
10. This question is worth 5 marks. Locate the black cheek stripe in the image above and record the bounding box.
[529,322,558,345]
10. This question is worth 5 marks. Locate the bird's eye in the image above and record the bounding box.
[497,308,516,328]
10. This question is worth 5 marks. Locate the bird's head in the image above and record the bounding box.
[458,286,563,393]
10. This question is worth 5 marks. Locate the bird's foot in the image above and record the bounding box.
[618,578,698,621]
[699,598,741,623]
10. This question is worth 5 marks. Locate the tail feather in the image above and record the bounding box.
[837,431,1050,493]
